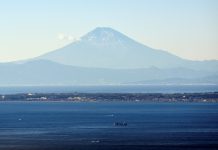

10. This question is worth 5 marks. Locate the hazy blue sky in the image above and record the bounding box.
[0,0,217,62]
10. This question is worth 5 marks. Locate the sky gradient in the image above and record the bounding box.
[0,0,217,62]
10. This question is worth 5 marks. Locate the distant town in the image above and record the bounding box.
[1,92,218,102]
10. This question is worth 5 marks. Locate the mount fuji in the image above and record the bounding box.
[38,27,218,71]
[0,27,218,85]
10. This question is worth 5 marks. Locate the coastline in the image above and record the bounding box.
[1,92,218,103]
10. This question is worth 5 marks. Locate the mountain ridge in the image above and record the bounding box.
[0,59,217,86]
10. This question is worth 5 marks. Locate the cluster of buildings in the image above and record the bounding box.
[0,92,218,102]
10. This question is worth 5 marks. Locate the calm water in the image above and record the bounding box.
[0,102,218,150]
[0,85,218,94]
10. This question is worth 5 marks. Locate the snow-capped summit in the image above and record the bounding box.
[81,27,132,45]
[82,27,117,41]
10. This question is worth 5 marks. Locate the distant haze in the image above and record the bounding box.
[0,0,218,62]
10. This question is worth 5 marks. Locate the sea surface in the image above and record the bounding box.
[0,85,218,94]
[0,102,218,150]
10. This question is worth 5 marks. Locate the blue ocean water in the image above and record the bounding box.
[0,85,218,94]
[0,102,218,150]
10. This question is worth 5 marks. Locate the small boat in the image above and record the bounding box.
[114,122,127,126]
[91,140,100,143]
